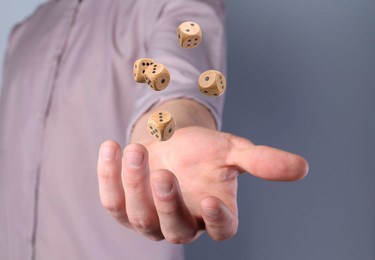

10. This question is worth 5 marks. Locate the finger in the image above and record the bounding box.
[97,141,129,226]
[228,135,309,181]
[151,169,200,244]
[122,143,163,240]
[201,196,238,241]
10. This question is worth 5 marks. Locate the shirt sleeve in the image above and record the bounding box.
[125,0,227,142]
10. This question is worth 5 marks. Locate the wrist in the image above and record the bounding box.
[130,99,216,143]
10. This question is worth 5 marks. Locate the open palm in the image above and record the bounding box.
[97,126,308,243]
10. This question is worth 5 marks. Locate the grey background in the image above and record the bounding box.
[186,0,375,259]
[1,0,374,260]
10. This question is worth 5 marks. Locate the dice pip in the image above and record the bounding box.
[147,111,176,141]
[198,70,226,96]
[177,21,202,49]
[133,58,155,83]
[143,63,171,91]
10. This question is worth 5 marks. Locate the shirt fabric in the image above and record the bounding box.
[0,0,226,259]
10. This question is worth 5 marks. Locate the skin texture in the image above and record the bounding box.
[97,99,309,243]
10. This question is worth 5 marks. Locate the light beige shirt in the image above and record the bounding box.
[0,0,226,259]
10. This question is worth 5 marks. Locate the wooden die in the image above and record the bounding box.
[177,21,202,49]
[133,58,155,83]
[198,70,226,96]
[147,111,176,141]
[144,63,170,91]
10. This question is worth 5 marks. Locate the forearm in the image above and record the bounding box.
[130,99,216,143]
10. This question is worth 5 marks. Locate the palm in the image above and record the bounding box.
[144,126,240,219]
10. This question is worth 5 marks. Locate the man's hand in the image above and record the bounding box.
[97,126,308,243]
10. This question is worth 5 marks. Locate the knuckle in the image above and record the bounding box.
[124,179,143,189]
[98,167,116,180]
[129,216,159,235]
[212,226,238,241]
[102,200,124,214]
[101,201,129,226]
[146,233,164,241]
[165,236,188,244]
[164,231,196,244]
[213,231,235,241]
[158,204,179,216]
[154,195,180,216]
[124,173,147,189]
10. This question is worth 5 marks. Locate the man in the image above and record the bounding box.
[0,0,308,259]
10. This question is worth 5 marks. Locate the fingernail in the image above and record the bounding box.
[154,181,173,196]
[204,207,221,218]
[101,146,116,161]
[125,151,144,168]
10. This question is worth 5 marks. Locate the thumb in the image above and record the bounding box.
[227,135,309,181]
